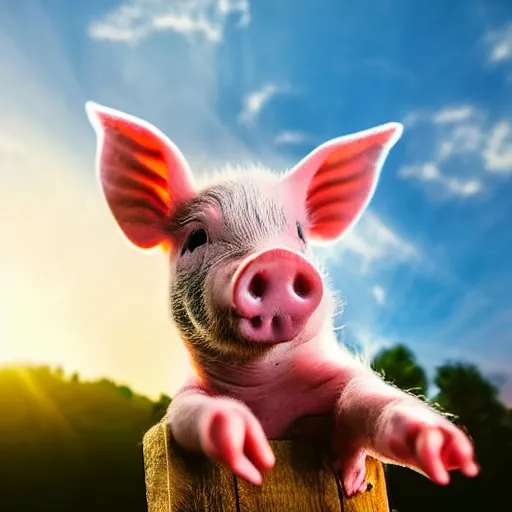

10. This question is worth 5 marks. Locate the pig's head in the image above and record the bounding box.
[86,102,403,365]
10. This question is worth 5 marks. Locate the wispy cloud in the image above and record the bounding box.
[399,103,512,199]
[343,212,418,270]
[433,106,476,124]
[238,83,280,126]
[486,22,512,64]
[436,123,484,161]
[88,0,251,44]
[483,121,512,172]
[371,285,386,306]
[274,130,310,145]
[316,211,418,274]
[402,105,481,129]
[399,162,483,198]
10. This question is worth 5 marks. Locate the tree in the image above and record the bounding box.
[151,393,172,424]
[433,362,506,427]
[371,344,429,397]
[118,385,134,399]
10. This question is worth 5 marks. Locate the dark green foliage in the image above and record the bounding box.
[372,347,512,512]
[151,393,172,424]
[372,343,429,397]
[0,365,163,512]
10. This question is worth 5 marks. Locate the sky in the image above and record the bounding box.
[1,0,512,403]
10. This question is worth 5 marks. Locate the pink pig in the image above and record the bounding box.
[86,102,479,496]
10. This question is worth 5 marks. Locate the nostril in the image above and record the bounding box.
[293,273,313,298]
[250,316,262,329]
[249,272,267,299]
[271,315,282,331]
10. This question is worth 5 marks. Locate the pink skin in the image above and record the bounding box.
[175,339,479,492]
[85,101,480,497]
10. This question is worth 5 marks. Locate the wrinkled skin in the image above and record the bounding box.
[86,102,479,496]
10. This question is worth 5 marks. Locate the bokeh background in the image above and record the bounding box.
[1,1,511,511]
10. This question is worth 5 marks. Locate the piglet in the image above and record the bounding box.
[86,102,479,496]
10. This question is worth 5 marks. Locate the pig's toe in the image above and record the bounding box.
[376,403,479,485]
[334,448,368,498]
[341,463,367,497]
[199,402,274,486]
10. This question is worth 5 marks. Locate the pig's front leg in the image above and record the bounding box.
[333,371,479,497]
[166,390,275,485]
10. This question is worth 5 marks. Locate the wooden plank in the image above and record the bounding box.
[164,422,238,512]
[142,422,171,512]
[143,418,390,512]
[236,437,342,512]
[341,458,390,512]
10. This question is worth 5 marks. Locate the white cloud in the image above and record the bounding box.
[238,83,280,126]
[437,123,484,161]
[402,105,479,129]
[433,106,475,124]
[88,0,251,44]
[399,162,483,198]
[483,121,512,173]
[371,285,386,306]
[401,111,425,128]
[344,212,417,269]
[83,0,262,169]
[486,22,512,63]
[316,211,418,275]
[274,130,309,145]
[400,103,512,198]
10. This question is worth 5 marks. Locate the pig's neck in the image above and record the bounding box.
[195,322,339,397]
[187,323,351,437]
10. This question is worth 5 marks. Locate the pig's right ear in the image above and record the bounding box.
[85,101,196,250]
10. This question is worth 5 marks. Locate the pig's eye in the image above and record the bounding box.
[182,228,208,255]
[296,221,306,243]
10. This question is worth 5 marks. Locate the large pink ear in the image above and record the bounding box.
[85,101,196,250]
[282,122,403,243]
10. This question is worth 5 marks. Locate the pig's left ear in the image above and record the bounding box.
[282,122,403,243]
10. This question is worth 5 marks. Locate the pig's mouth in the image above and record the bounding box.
[230,309,313,345]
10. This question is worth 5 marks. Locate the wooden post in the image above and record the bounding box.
[143,421,390,512]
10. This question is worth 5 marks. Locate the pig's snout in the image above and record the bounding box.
[231,249,323,343]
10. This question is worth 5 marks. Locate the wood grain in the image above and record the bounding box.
[143,422,238,512]
[236,437,341,512]
[142,420,391,512]
[341,458,390,512]
[142,422,171,512]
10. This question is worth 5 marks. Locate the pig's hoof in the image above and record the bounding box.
[341,464,368,497]
[199,401,275,486]
[377,403,480,486]
[335,451,368,497]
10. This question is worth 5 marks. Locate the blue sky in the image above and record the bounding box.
[1,0,512,402]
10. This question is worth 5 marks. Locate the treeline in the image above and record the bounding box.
[0,365,170,512]
[371,344,512,512]
[0,345,510,511]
